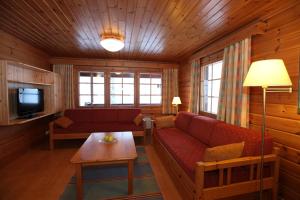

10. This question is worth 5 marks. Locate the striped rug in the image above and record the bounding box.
[60,147,163,200]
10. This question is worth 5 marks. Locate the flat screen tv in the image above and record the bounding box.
[17,88,44,118]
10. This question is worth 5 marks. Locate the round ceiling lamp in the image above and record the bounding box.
[100,34,124,52]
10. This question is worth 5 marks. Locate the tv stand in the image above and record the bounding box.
[18,113,38,119]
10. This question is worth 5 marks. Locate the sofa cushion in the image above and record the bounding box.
[118,108,141,122]
[133,113,143,126]
[209,123,273,156]
[188,116,219,145]
[64,109,93,123]
[203,142,244,162]
[155,115,175,129]
[90,109,119,123]
[93,122,143,132]
[54,123,95,134]
[54,116,73,128]
[156,127,208,179]
[175,111,197,132]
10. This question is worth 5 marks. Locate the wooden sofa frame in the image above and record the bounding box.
[153,133,280,200]
[49,122,146,150]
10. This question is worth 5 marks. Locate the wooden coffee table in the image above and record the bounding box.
[70,132,137,200]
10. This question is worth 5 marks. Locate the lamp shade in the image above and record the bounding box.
[100,34,124,52]
[172,97,182,105]
[243,59,292,87]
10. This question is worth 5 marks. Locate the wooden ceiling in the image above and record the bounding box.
[0,0,298,62]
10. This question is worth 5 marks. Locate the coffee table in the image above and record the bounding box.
[70,131,137,200]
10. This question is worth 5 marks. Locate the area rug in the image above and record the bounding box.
[60,146,163,200]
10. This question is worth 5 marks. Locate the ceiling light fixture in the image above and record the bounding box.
[100,34,124,52]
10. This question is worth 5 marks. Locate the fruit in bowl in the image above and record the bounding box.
[103,135,114,143]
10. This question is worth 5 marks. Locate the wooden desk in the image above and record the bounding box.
[70,132,137,200]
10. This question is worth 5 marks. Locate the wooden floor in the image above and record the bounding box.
[0,140,182,200]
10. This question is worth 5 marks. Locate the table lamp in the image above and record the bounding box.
[172,96,182,114]
[243,59,292,200]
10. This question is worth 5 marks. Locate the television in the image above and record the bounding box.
[16,88,44,118]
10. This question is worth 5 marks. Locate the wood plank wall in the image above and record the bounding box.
[0,30,52,166]
[178,5,300,200]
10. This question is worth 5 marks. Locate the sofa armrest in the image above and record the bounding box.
[195,149,279,199]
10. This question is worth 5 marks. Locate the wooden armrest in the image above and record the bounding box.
[196,154,277,171]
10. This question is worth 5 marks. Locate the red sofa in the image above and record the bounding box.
[49,108,143,149]
[153,111,279,200]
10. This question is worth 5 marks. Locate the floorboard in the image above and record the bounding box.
[0,140,182,200]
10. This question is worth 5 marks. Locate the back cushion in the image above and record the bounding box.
[188,116,219,145]
[118,108,141,123]
[90,109,118,123]
[64,109,93,123]
[175,112,196,132]
[209,123,273,156]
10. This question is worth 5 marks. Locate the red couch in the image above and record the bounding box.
[49,108,143,149]
[154,111,279,200]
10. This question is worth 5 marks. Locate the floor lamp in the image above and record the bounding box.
[243,59,292,200]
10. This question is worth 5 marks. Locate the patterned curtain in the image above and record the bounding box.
[189,59,201,113]
[53,64,75,109]
[162,68,178,114]
[217,37,251,127]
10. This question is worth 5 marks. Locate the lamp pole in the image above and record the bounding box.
[260,86,267,200]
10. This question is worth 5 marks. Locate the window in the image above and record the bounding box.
[79,71,105,106]
[110,72,134,105]
[200,61,222,114]
[139,73,162,105]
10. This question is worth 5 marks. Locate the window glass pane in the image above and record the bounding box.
[79,83,91,94]
[140,85,150,95]
[212,97,218,114]
[140,96,150,104]
[93,84,104,95]
[93,72,104,83]
[93,95,104,104]
[110,84,122,94]
[151,84,161,95]
[203,97,209,112]
[203,80,208,96]
[111,95,122,104]
[203,65,209,80]
[207,97,212,113]
[152,76,162,84]
[123,84,134,95]
[123,73,134,83]
[110,72,122,83]
[140,73,151,84]
[79,72,91,83]
[213,62,222,79]
[208,64,213,80]
[151,96,161,104]
[212,80,220,97]
[79,95,91,106]
[123,95,134,104]
[207,80,212,96]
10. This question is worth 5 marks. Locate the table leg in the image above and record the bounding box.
[128,160,134,194]
[75,164,83,200]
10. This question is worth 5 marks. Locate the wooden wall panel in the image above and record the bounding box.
[0,30,52,166]
[0,30,50,70]
[178,4,300,199]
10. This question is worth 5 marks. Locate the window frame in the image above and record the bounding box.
[109,71,135,106]
[200,60,223,115]
[139,73,162,106]
[78,71,105,107]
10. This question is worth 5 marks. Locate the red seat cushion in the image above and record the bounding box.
[54,123,95,134]
[156,128,208,179]
[175,112,197,132]
[118,109,141,122]
[188,116,219,145]
[64,109,93,123]
[209,123,273,156]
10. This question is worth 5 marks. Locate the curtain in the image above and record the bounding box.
[189,59,201,113]
[162,68,178,114]
[53,64,74,109]
[217,37,251,127]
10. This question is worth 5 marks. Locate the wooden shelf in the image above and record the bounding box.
[8,113,54,125]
